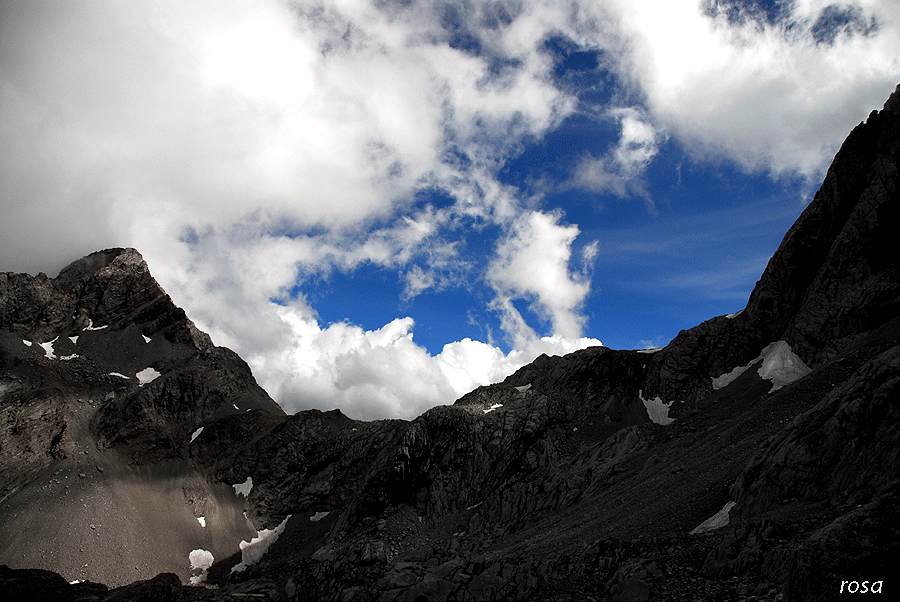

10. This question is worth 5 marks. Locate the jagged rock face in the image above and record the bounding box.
[756,88,900,366]
[632,85,900,407]
[208,348,654,539]
[730,321,900,520]
[0,248,284,586]
[1,248,283,488]
[1,248,211,349]
[89,343,283,465]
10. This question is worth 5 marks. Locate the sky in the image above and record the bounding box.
[2,0,898,420]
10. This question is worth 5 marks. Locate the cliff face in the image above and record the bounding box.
[1,248,209,349]
[0,248,284,586]
[1,85,899,602]
[637,84,900,407]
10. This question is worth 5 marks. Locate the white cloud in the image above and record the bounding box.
[0,0,577,274]
[248,304,599,421]
[488,210,594,341]
[574,107,663,204]
[610,0,900,179]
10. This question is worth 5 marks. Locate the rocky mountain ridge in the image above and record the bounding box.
[0,248,284,586]
[1,84,898,601]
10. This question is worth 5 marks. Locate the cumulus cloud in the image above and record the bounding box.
[574,107,663,204]
[0,0,576,272]
[248,304,599,421]
[612,0,900,179]
[488,210,594,343]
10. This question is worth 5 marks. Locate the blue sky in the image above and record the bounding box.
[2,0,898,419]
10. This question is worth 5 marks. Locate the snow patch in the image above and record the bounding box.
[190,427,204,444]
[69,336,79,344]
[514,384,531,392]
[22,339,32,347]
[483,403,503,414]
[637,347,662,354]
[189,548,214,584]
[711,364,750,390]
[726,309,743,319]
[758,341,811,392]
[712,341,811,393]
[233,477,253,497]
[38,337,77,360]
[136,367,161,386]
[142,335,151,343]
[310,511,331,522]
[639,390,675,425]
[83,319,107,331]
[108,372,130,379]
[690,501,736,534]
[39,338,58,359]
[197,516,206,528]
[231,515,291,573]
[233,403,240,410]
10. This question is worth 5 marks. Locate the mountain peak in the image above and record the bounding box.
[881,82,900,114]
[55,247,147,284]
[746,81,900,365]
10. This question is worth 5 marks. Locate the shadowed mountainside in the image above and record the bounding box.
[0,248,284,586]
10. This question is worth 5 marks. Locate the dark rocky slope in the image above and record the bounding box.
[1,84,898,601]
[0,248,284,585]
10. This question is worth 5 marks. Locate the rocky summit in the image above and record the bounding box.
[1,85,899,602]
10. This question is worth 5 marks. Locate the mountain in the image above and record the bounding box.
[0,248,284,588]
[1,84,898,602]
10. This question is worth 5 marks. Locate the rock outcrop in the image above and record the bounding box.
[0,248,284,586]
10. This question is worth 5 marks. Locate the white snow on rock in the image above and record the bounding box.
[690,501,736,534]
[231,516,291,573]
[515,384,531,392]
[712,363,750,390]
[639,390,675,425]
[190,427,204,444]
[233,403,240,410]
[757,341,811,392]
[83,319,108,331]
[233,477,253,497]
[39,338,58,359]
[142,335,151,343]
[22,339,32,347]
[197,516,206,528]
[37,336,78,360]
[136,367,161,386]
[109,372,130,379]
[712,341,811,393]
[69,336,79,344]
[483,403,503,414]
[637,347,662,354]
[189,548,214,584]
[726,309,743,319]
[310,511,331,522]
